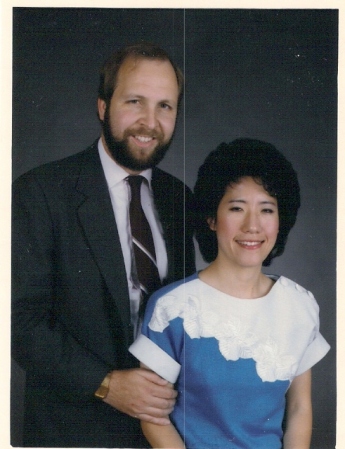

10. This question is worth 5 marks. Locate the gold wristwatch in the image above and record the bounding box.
[94,372,112,399]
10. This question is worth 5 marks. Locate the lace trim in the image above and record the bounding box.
[149,294,298,382]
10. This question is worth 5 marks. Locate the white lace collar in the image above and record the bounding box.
[148,276,311,382]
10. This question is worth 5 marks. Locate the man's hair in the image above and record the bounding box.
[98,42,184,106]
[194,138,301,266]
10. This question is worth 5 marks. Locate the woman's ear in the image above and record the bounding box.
[207,217,216,231]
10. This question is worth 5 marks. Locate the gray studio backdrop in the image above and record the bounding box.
[12,8,337,448]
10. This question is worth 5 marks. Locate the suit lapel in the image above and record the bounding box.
[74,145,132,345]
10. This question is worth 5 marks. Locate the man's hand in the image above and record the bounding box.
[103,368,177,425]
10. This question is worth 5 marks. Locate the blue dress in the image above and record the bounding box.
[129,273,330,449]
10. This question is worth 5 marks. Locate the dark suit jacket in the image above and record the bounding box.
[11,142,195,447]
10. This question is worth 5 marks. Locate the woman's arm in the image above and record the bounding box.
[141,420,185,449]
[283,369,312,449]
[139,363,185,448]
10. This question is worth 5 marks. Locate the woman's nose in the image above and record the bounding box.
[242,212,261,233]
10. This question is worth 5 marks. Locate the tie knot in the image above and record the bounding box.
[127,176,145,206]
[127,175,144,192]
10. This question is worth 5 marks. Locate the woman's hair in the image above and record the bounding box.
[98,42,184,107]
[194,138,300,266]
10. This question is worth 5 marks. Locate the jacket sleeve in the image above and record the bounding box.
[11,172,112,403]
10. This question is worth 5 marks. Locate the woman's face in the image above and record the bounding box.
[209,176,279,270]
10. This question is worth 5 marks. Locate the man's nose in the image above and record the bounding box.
[139,105,158,129]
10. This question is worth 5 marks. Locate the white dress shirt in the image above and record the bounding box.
[98,139,168,336]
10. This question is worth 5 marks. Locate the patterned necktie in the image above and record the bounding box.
[127,175,161,304]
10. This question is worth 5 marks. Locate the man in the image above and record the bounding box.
[12,43,195,448]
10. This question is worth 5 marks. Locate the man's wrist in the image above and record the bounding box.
[94,372,112,399]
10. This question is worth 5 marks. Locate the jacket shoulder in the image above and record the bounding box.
[17,142,98,179]
[14,142,99,184]
[152,167,193,197]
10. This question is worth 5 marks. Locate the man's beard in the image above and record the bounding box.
[102,110,172,171]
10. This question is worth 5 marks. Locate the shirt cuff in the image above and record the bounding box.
[129,334,181,383]
[296,332,331,376]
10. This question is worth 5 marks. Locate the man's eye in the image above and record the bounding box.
[160,103,172,110]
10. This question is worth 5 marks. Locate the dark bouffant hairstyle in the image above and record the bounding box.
[194,138,300,266]
[98,42,184,107]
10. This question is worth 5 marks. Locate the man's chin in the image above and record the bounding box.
[103,130,171,171]
[124,144,170,170]
[130,146,158,160]
[114,154,157,171]
[129,158,158,171]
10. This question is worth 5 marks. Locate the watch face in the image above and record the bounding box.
[95,385,108,399]
[95,373,111,399]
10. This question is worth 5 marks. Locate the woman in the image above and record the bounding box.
[129,138,330,448]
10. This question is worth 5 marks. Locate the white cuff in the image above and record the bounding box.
[129,334,181,383]
[296,332,331,376]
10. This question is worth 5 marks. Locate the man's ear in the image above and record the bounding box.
[207,217,216,231]
[97,98,106,121]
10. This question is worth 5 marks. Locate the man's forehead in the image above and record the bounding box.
[115,56,178,97]
[119,55,173,76]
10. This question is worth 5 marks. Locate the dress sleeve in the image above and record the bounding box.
[295,330,330,376]
[295,290,330,376]
[129,291,185,383]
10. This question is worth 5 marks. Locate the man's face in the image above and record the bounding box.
[98,56,179,173]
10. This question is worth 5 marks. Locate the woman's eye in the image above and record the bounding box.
[262,208,274,214]
[230,207,242,212]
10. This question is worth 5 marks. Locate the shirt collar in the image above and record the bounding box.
[98,138,153,189]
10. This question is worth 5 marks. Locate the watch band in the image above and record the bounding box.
[94,372,112,399]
